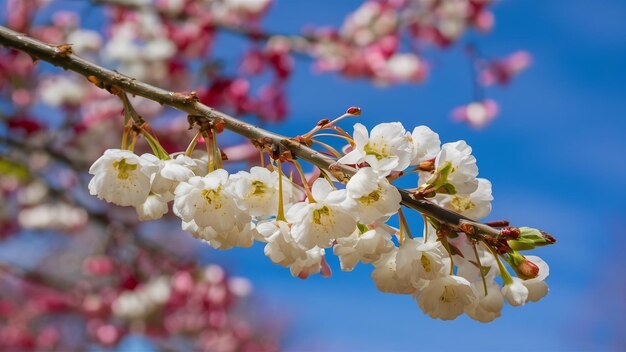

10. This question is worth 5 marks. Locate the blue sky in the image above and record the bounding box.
[3,0,626,351]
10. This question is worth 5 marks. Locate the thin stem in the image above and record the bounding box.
[141,127,170,159]
[292,159,315,203]
[118,91,144,125]
[301,126,322,140]
[398,208,413,239]
[276,160,286,221]
[318,168,337,189]
[260,150,265,168]
[184,131,201,157]
[211,128,223,169]
[485,243,513,285]
[311,139,342,158]
[398,217,405,246]
[128,133,138,151]
[121,126,129,150]
[422,214,430,242]
[331,126,354,142]
[328,113,355,126]
[203,132,214,173]
[471,242,489,296]
[312,133,354,144]
[440,236,455,275]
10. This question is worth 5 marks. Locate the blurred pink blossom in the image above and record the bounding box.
[452,99,499,128]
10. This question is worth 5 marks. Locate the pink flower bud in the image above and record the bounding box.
[346,106,362,115]
[517,258,540,279]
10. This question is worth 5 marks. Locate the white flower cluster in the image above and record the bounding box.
[112,276,172,320]
[110,265,252,321]
[89,121,550,322]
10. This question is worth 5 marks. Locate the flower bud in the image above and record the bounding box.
[316,118,330,127]
[500,226,520,239]
[507,227,556,250]
[507,251,539,279]
[517,258,540,279]
[346,106,362,115]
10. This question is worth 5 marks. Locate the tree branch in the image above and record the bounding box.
[0,25,499,236]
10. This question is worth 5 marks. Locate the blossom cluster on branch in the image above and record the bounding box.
[87,101,554,321]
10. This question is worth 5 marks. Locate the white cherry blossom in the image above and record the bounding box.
[339,122,413,174]
[182,219,254,250]
[416,275,476,320]
[230,166,301,218]
[432,178,493,220]
[455,244,499,282]
[135,194,169,221]
[502,277,529,307]
[257,220,327,279]
[430,140,479,195]
[145,154,197,199]
[88,149,158,207]
[408,125,441,165]
[286,179,356,249]
[371,248,416,294]
[525,280,548,303]
[333,226,395,272]
[289,247,325,279]
[396,237,450,285]
[257,220,325,279]
[173,169,248,232]
[465,281,504,322]
[343,167,401,224]
[257,220,307,266]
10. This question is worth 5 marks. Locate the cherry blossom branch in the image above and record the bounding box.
[0,25,500,236]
